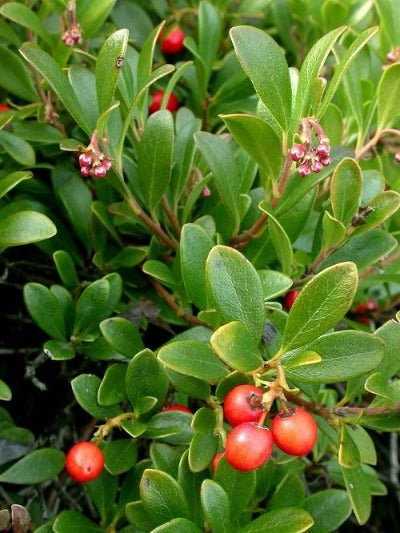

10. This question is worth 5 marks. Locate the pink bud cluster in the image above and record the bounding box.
[290,139,331,178]
[384,46,400,69]
[61,25,82,47]
[78,148,111,179]
[395,152,400,164]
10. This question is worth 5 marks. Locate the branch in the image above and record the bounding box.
[161,196,181,237]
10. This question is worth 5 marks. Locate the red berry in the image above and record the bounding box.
[289,143,306,161]
[298,163,312,178]
[284,290,300,311]
[65,442,104,483]
[161,27,185,55]
[225,422,273,471]
[0,103,10,112]
[223,384,264,427]
[149,90,179,114]
[163,404,192,414]
[212,452,224,472]
[271,407,317,456]
[354,303,367,314]
[357,316,370,325]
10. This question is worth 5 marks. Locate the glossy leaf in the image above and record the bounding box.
[96,29,128,114]
[240,507,314,533]
[214,456,256,514]
[322,212,345,251]
[23,283,66,341]
[377,63,400,129]
[78,0,117,39]
[180,223,215,310]
[189,432,218,472]
[53,250,79,290]
[0,2,51,45]
[330,158,362,226]
[44,340,74,361]
[351,190,400,236]
[268,474,305,510]
[201,480,231,533]
[281,262,358,351]
[140,469,190,526]
[71,374,120,419]
[0,44,36,101]
[304,489,351,533]
[53,511,103,533]
[74,279,110,336]
[261,207,293,276]
[152,518,202,533]
[342,464,371,525]
[158,341,229,383]
[98,363,127,406]
[100,317,144,358]
[0,210,56,248]
[230,25,291,133]
[19,44,91,134]
[137,110,174,211]
[285,331,384,383]
[0,449,64,484]
[103,439,137,475]
[0,380,11,401]
[258,270,293,300]
[0,130,35,166]
[211,321,263,372]
[206,245,265,341]
[0,171,31,200]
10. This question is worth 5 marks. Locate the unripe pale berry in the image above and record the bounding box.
[149,90,179,114]
[271,407,318,456]
[223,384,264,427]
[161,27,185,55]
[225,422,273,471]
[65,442,104,483]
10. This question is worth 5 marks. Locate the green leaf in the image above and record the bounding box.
[23,283,66,341]
[151,518,202,533]
[57,176,92,249]
[342,464,371,525]
[230,25,291,133]
[137,110,174,211]
[365,372,400,404]
[240,507,314,533]
[319,27,378,118]
[284,331,384,383]
[260,207,293,276]
[0,130,35,166]
[100,317,144,358]
[140,469,190,526]
[0,449,64,484]
[320,229,397,271]
[96,29,128,114]
[201,480,231,533]
[71,374,120,419]
[258,270,293,300]
[339,424,360,467]
[104,439,137,475]
[0,380,11,401]
[86,471,118,523]
[345,426,376,466]
[303,489,351,533]
[289,27,346,138]
[281,263,358,351]
[126,349,169,414]
[142,260,176,289]
[53,511,103,533]
[321,212,345,251]
[198,0,222,81]
[78,0,117,39]
[375,0,400,48]
[222,114,283,180]
[0,2,51,45]
[158,341,229,383]
[195,132,240,230]
[137,22,165,89]
[189,432,218,472]
[53,250,79,290]
[0,44,36,101]
[206,245,265,341]
[374,319,400,379]
[351,190,400,236]
[268,474,305,510]
[331,158,362,226]
[68,66,98,132]
[211,321,263,372]
[180,223,215,310]
[143,411,193,445]
[44,340,74,361]
[74,279,110,336]
[19,44,91,135]
[377,63,400,129]
[98,363,127,406]
[0,171,32,200]
[214,456,256,514]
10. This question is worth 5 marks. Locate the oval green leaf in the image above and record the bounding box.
[0,449,65,484]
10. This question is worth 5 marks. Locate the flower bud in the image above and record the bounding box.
[79,152,93,167]
[311,160,323,173]
[91,165,107,178]
[316,142,330,158]
[80,165,90,177]
[395,152,400,163]
[290,143,306,161]
[319,156,331,166]
[298,163,311,178]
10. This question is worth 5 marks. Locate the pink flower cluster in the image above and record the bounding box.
[78,148,111,179]
[62,25,82,47]
[290,139,331,177]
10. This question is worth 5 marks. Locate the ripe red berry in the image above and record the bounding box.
[0,103,10,112]
[225,422,273,471]
[161,27,185,55]
[284,290,300,311]
[149,90,179,114]
[271,407,317,456]
[354,303,367,314]
[162,404,192,414]
[211,452,224,472]
[223,384,264,427]
[65,442,104,483]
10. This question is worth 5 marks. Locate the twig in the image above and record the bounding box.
[148,278,206,326]
[355,128,400,160]
[161,196,181,237]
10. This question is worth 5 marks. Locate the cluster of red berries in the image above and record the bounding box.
[384,46,400,70]
[214,384,318,472]
[78,147,112,179]
[61,25,82,47]
[290,138,331,178]
[352,299,378,325]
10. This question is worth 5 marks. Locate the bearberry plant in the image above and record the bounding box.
[1,1,400,532]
